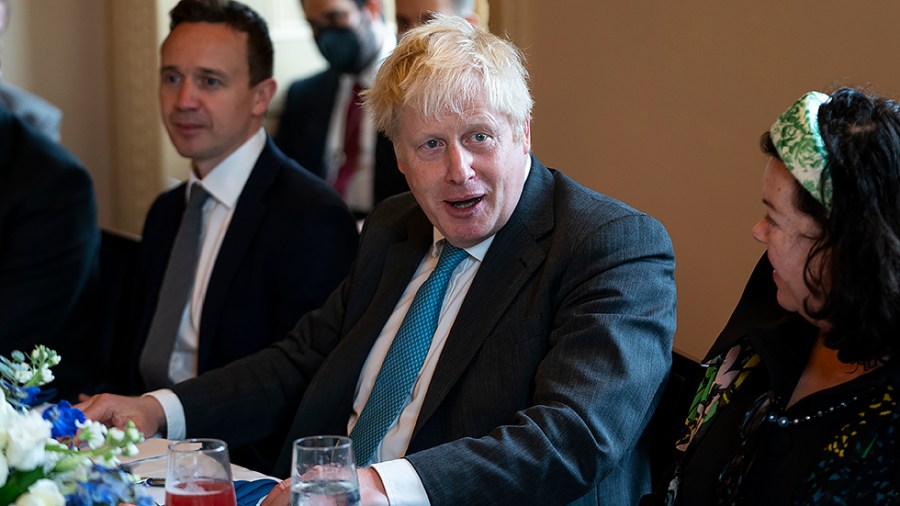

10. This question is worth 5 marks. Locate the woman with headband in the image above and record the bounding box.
[651,88,900,505]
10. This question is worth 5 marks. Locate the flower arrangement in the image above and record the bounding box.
[0,346,152,506]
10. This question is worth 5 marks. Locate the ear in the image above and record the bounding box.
[394,147,408,175]
[251,78,277,117]
[521,115,532,154]
[364,0,383,19]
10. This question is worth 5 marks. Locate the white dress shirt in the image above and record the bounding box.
[324,26,395,214]
[165,128,265,384]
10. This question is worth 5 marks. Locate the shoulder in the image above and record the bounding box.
[537,165,672,252]
[361,192,426,240]
[1,114,90,198]
[285,70,338,100]
[261,140,345,207]
[0,83,62,135]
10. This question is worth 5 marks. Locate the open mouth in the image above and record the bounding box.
[450,196,483,209]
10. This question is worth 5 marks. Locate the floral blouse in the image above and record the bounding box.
[664,326,900,505]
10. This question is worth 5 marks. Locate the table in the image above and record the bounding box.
[121,438,278,505]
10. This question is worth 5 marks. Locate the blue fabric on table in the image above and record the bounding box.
[234,478,279,506]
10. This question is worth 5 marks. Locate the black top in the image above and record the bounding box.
[672,316,900,505]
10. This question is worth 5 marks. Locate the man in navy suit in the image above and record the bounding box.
[85,15,676,505]
[119,0,358,445]
[274,0,406,217]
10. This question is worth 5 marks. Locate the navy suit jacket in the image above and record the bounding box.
[273,69,408,209]
[129,137,359,393]
[0,106,99,399]
[173,156,677,505]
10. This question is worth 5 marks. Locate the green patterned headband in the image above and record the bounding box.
[770,91,832,209]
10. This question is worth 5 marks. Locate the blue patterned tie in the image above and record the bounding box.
[350,242,469,466]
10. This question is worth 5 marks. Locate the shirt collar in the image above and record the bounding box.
[187,127,266,208]
[431,231,494,263]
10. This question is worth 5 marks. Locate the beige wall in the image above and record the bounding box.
[6,0,900,358]
[491,0,900,358]
[3,0,115,226]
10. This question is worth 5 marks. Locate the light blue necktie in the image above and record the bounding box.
[350,242,469,466]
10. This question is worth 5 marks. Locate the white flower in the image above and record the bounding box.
[108,427,125,443]
[125,425,141,442]
[38,366,53,385]
[5,410,51,470]
[14,479,65,506]
[0,394,20,433]
[75,420,106,449]
[12,368,33,384]
[123,442,139,457]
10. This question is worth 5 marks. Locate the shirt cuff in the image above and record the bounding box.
[144,389,186,440]
[370,458,430,506]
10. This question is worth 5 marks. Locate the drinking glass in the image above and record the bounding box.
[290,436,360,506]
[165,438,237,506]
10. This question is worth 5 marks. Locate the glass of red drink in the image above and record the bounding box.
[165,438,237,506]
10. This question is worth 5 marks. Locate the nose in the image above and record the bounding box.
[445,143,475,184]
[751,218,768,244]
[174,81,198,110]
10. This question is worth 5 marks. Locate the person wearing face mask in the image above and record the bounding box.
[275,0,406,218]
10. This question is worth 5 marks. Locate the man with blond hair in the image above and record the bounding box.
[83,15,676,505]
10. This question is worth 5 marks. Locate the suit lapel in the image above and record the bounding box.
[328,215,433,380]
[196,138,280,370]
[290,208,433,437]
[414,156,556,433]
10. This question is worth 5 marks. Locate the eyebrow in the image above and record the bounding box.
[160,65,228,79]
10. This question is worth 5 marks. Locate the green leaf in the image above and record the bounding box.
[0,468,46,504]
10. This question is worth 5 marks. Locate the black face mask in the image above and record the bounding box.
[314,23,379,75]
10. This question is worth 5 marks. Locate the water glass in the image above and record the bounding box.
[290,436,360,506]
[166,438,236,506]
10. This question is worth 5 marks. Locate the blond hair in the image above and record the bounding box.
[364,14,532,141]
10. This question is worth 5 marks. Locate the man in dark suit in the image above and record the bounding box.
[83,15,676,506]
[0,105,98,399]
[126,0,358,397]
[274,0,407,217]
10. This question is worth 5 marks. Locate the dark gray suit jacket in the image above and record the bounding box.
[173,155,677,505]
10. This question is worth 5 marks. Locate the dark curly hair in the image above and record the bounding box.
[169,0,273,86]
[761,87,900,365]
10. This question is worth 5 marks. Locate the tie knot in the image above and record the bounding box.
[188,184,210,210]
[436,243,468,275]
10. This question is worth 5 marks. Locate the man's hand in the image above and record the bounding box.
[76,393,166,436]
[260,479,290,506]
[357,468,389,506]
[260,468,388,506]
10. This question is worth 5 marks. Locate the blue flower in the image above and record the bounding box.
[42,401,86,439]
[65,465,151,506]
